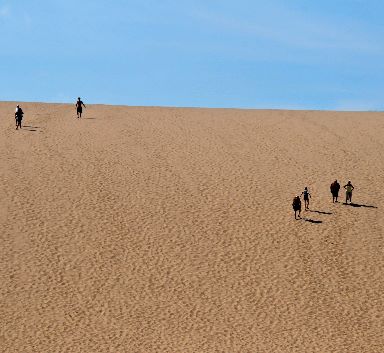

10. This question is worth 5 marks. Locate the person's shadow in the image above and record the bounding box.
[343,203,377,208]
[22,125,42,132]
[303,218,323,224]
[309,210,332,215]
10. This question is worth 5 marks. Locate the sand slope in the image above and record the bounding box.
[0,102,383,352]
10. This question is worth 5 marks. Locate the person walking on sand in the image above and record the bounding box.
[15,105,24,130]
[75,97,86,118]
[292,196,302,220]
[301,187,311,210]
[330,179,341,203]
[344,181,354,204]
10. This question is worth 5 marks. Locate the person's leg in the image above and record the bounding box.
[294,210,297,219]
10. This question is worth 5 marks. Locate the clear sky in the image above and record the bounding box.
[1,0,384,110]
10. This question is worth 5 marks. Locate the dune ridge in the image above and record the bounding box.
[0,102,383,352]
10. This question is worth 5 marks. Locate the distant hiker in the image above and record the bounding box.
[292,196,302,220]
[344,181,354,204]
[301,187,311,210]
[330,180,341,203]
[15,105,23,130]
[76,97,86,118]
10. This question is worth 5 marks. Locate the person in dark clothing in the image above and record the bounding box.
[292,196,302,220]
[76,97,86,118]
[301,187,311,210]
[15,105,23,130]
[330,180,341,203]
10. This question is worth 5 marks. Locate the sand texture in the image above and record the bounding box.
[0,102,383,352]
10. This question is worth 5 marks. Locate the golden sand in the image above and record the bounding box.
[1,102,383,352]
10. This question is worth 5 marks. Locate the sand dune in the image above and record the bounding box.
[0,102,383,352]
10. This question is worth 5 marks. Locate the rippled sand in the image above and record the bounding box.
[1,102,383,352]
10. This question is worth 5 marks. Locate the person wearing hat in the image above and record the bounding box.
[15,104,24,130]
[75,97,86,118]
[344,181,354,204]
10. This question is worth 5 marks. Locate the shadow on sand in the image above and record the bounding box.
[343,203,378,209]
[22,127,39,132]
[22,125,42,132]
[309,210,332,215]
[303,218,323,224]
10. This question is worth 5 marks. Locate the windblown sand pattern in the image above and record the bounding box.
[0,102,383,352]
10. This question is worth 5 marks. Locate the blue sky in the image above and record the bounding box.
[1,0,384,110]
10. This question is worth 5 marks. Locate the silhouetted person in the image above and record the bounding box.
[330,180,340,203]
[292,196,302,219]
[76,97,86,118]
[344,181,354,204]
[15,105,23,130]
[301,187,311,210]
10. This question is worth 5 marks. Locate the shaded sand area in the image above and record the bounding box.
[1,102,383,352]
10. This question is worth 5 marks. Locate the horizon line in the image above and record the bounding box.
[0,100,382,113]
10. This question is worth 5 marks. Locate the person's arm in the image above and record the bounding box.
[83,103,86,108]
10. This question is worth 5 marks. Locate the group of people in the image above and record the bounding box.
[292,180,355,219]
[14,97,86,129]
[12,101,357,223]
